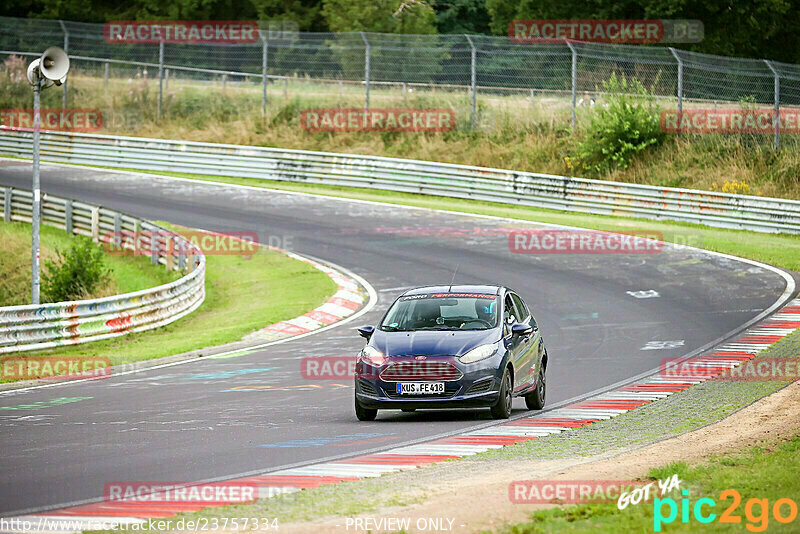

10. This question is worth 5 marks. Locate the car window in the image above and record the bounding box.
[503,295,517,336]
[510,293,529,321]
[381,293,500,331]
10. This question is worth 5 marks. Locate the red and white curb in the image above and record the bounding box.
[243,252,366,342]
[8,298,799,532]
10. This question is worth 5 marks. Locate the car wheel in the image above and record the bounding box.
[525,366,546,410]
[490,368,513,419]
[355,397,377,421]
[401,408,416,413]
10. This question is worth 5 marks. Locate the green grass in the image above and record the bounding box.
[0,221,179,307]
[101,167,800,272]
[21,225,338,367]
[503,434,800,533]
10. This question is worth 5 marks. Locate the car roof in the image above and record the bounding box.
[401,285,504,296]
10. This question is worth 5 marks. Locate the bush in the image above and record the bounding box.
[42,237,111,302]
[575,73,666,173]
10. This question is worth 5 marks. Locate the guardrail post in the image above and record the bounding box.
[151,231,159,266]
[261,32,268,116]
[764,60,780,150]
[567,42,577,127]
[90,207,99,242]
[669,48,683,133]
[58,20,69,108]
[166,236,175,270]
[3,188,10,222]
[113,213,121,249]
[64,199,73,234]
[177,240,186,271]
[157,38,164,119]
[465,34,477,127]
[360,32,370,110]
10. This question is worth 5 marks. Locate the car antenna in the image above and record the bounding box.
[448,264,459,293]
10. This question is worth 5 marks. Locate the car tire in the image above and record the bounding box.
[525,366,546,410]
[355,397,377,421]
[490,368,513,419]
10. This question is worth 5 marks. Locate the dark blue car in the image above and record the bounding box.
[354,285,548,421]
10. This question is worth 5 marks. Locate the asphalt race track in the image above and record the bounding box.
[0,161,795,515]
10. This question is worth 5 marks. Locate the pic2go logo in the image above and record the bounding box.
[653,489,798,532]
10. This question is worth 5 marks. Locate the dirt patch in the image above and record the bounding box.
[276,380,800,533]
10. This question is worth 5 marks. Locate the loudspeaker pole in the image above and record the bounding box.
[32,76,42,305]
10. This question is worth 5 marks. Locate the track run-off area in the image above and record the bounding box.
[0,160,796,517]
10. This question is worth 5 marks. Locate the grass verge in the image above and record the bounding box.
[504,434,800,533]
[6,222,338,372]
[0,221,178,307]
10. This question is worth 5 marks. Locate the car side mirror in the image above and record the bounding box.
[357,325,375,340]
[511,323,533,337]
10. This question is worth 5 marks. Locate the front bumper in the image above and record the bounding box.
[354,355,503,409]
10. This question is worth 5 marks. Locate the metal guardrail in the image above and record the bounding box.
[1,129,799,234]
[0,185,206,353]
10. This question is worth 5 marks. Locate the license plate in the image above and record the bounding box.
[396,382,445,395]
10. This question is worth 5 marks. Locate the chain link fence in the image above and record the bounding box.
[1,16,800,147]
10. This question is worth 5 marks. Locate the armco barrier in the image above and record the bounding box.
[1,130,798,234]
[0,186,206,354]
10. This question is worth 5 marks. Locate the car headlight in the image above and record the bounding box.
[458,343,498,364]
[360,345,386,366]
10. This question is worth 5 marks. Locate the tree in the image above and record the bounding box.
[434,0,490,34]
[322,0,436,34]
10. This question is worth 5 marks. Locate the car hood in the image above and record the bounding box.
[370,328,500,357]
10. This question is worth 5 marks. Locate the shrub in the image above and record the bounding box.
[42,237,111,302]
[575,73,666,173]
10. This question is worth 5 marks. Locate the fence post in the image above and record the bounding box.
[157,38,164,119]
[165,68,169,89]
[65,199,73,234]
[104,61,109,88]
[764,60,780,150]
[360,32,370,110]
[465,34,477,127]
[3,187,10,222]
[261,32,268,116]
[58,20,68,108]
[669,48,683,133]
[566,42,577,127]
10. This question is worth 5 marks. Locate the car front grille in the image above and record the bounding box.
[379,360,463,381]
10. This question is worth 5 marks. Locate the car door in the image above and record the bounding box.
[510,292,539,393]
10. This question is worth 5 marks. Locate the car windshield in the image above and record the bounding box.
[380,293,500,331]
